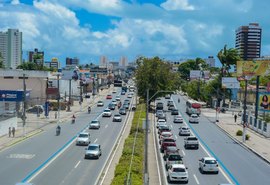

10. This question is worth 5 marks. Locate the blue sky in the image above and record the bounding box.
[0,0,270,66]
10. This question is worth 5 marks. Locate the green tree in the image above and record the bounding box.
[16,61,52,71]
[0,52,4,68]
[135,56,179,102]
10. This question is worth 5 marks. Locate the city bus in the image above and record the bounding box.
[186,99,201,115]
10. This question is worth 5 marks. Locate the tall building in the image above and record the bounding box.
[119,56,128,67]
[0,29,22,69]
[100,56,107,67]
[28,48,44,65]
[204,56,215,67]
[235,23,262,60]
[66,57,79,69]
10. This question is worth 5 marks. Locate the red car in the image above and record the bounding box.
[160,139,176,153]
[106,94,112,99]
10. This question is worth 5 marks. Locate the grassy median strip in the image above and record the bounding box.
[111,103,146,185]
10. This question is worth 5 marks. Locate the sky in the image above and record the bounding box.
[0,0,270,66]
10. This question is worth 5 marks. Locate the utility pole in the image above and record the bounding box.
[255,76,260,126]
[243,78,248,143]
[67,79,71,112]
[80,80,83,112]
[22,74,26,136]
[144,89,149,185]
[57,74,60,125]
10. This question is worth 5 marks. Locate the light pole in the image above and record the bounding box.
[57,73,60,126]
[242,78,248,143]
[144,89,174,185]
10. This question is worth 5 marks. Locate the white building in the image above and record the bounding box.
[119,56,128,68]
[204,56,215,67]
[100,56,107,67]
[0,29,22,69]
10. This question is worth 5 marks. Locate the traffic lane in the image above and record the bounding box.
[187,114,270,185]
[166,115,228,185]
[30,110,126,185]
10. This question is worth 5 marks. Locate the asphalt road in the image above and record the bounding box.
[0,89,133,185]
[155,95,270,185]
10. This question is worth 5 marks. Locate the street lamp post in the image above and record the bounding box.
[242,78,248,143]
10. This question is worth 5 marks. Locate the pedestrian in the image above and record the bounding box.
[55,112,57,119]
[12,127,15,137]
[8,127,11,137]
[234,114,237,123]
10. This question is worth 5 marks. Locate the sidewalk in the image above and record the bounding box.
[201,108,270,163]
[0,87,113,152]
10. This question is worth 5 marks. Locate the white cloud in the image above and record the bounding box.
[11,0,20,5]
[161,0,195,11]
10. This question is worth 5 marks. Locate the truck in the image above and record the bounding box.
[184,136,199,149]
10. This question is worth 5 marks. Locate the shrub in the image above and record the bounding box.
[236,130,243,136]
[245,134,250,140]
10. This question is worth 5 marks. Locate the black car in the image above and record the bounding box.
[119,108,126,115]
[171,109,179,115]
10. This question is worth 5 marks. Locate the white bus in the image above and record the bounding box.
[186,100,201,115]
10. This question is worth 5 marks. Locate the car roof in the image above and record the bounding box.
[171,164,185,168]
[161,131,172,135]
[88,143,100,147]
[203,157,216,160]
[79,132,89,135]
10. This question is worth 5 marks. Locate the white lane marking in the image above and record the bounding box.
[193,174,200,184]
[181,150,185,156]
[105,124,108,128]
[74,160,81,168]
[94,138,98,143]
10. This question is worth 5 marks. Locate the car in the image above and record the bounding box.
[112,90,117,94]
[97,100,104,107]
[76,132,90,146]
[121,91,126,95]
[160,138,176,153]
[115,96,121,101]
[168,104,175,111]
[102,108,112,117]
[89,120,100,129]
[26,105,44,113]
[167,100,174,106]
[199,157,219,174]
[112,100,117,106]
[167,164,188,183]
[113,114,122,122]
[156,110,164,117]
[171,109,179,115]
[108,103,115,110]
[156,119,167,128]
[189,114,199,123]
[163,146,179,160]
[184,136,199,149]
[157,113,166,121]
[165,94,171,99]
[156,102,164,110]
[106,94,112,99]
[127,93,133,98]
[160,138,175,146]
[173,115,183,123]
[124,99,130,105]
[123,103,129,109]
[179,126,191,136]
[166,153,183,169]
[84,144,102,159]
[159,132,173,144]
[119,108,126,115]
[158,125,171,135]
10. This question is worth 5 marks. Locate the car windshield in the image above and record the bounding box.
[98,101,103,103]
[188,137,197,140]
[205,160,217,164]
[88,145,99,150]
[169,155,182,161]
[114,114,120,117]
[79,134,88,138]
[181,127,188,130]
[173,168,186,172]
[104,109,110,112]
[91,120,99,123]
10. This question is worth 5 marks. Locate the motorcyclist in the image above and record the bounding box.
[88,106,91,114]
[56,125,61,135]
[178,98,180,103]
[72,114,76,123]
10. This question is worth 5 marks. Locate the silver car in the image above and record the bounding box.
[85,144,102,159]
[76,132,91,146]
[89,120,100,129]
[113,114,122,122]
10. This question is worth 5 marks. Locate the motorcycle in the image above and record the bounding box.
[72,118,75,124]
[56,126,61,136]
[178,98,180,103]
[88,107,91,114]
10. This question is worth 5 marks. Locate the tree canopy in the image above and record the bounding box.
[16,61,53,71]
[135,56,180,102]
[0,52,4,68]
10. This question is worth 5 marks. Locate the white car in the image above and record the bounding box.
[112,100,117,106]
[189,114,199,123]
[199,157,219,174]
[76,132,90,146]
[115,96,121,101]
[156,119,167,128]
[159,131,173,144]
[89,120,100,129]
[167,164,188,183]
[127,93,133,98]
[174,115,183,123]
[113,114,122,122]
[179,126,190,136]
[97,101,104,107]
[84,144,102,159]
[102,109,112,117]
[156,110,164,117]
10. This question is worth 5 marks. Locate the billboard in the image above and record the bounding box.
[190,70,210,80]
[0,90,31,102]
[222,77,240,89]
[237,60,270,76]
[258,93,270,112]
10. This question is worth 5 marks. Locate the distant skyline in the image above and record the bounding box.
[0,0,270,66]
